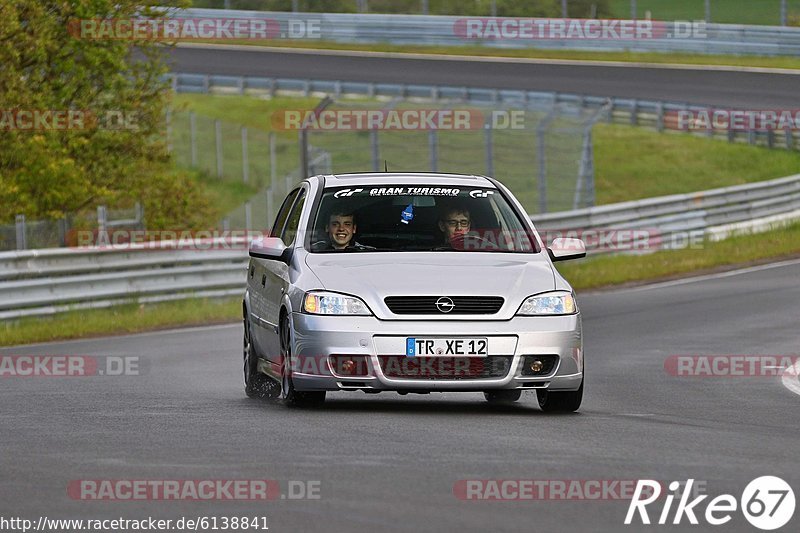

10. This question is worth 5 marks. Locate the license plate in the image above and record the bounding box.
[405,337,488,357]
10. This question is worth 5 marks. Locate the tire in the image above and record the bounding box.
[244,315,279,399]
[279,314,326,408]
[483,390,522,404]
[536,380,583,413]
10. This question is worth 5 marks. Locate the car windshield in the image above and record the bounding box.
[308,184,539,253]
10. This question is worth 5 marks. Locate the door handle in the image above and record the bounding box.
[261,274,266,287]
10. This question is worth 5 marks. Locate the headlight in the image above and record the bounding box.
[303,291,371,315]
[516,291,577,316]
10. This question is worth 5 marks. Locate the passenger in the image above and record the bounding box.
[437,206,472,247]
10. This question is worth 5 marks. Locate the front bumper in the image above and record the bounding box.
[288,312,583,392]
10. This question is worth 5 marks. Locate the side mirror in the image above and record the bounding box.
[249,237,288,262]
[547,238,586,262]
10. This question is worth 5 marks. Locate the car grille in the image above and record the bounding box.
[378,356,513,380]
[384,296,504,315]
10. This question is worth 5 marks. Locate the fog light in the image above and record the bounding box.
[521,355,558,376]
[330,355,369,377]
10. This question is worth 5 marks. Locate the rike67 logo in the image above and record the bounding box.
[625,477,795,530]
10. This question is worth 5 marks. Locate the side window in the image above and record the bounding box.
[281,189,307,247]
[271,189,299,237]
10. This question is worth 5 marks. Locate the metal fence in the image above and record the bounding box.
[170,73,800,152]
[179,9,800,56]
[170,110,294,187]
[221,147,332,230]
[301,99,603,214]
[168,109,331,228]
[0,205,144,252]
[168,89,604,228]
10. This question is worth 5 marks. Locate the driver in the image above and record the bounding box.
[312,211,372,251]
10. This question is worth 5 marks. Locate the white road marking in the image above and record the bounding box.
[781,360,800,397]
[176,42,800,75]
[613,257,800,293]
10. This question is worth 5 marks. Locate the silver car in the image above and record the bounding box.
[242,173,586,411]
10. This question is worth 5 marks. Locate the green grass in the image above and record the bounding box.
[0,298,242,347]
[173,94,321,129]
[193,168,261,215]
[594,124,800,204]
[558,221,800,290]
[187,39,800,70]
[609,0,800,25]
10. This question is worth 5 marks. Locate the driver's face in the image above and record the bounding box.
[327,215,356,249]
[439,211,471,241]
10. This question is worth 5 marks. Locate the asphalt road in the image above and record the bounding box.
[2,259,799,532]
[167,45,800,108]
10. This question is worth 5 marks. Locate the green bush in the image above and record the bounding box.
[0,0,212,230]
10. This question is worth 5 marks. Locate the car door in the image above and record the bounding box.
[261,187,307,365]
[249,188,299,363]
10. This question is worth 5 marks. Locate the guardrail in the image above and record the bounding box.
[0,240,248,320]
[170,73,799,151]
[179,9,800,57]
[531,173,800,253]
[3,174,800,320]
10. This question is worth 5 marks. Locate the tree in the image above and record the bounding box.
[0,0,209,228]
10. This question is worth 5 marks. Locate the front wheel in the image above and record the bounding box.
[536,381,583,413]
[244,316,278,399]
[280,314,326,408]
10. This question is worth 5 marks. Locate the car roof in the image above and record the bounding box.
[312,172,496,188]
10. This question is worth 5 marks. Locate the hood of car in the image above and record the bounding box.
[303,252,556,320]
